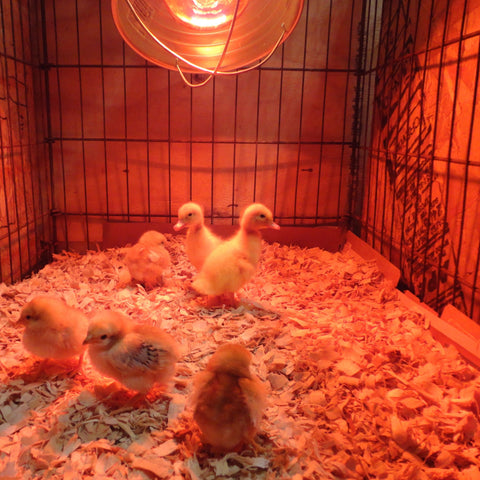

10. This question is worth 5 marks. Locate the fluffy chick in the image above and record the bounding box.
[173,202,223,271]
[192,343,267,452]
[18,296,88,364]
[84,310,180,394]
[192,203,280,304]
[124,230,171,289]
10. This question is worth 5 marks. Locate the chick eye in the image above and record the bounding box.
[187,213,193,217]
[25,314,31,320]
[259,214,266,219]
[100,334,108,340]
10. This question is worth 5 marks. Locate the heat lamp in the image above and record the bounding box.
[111,0,304,85]
[163,0,249,29]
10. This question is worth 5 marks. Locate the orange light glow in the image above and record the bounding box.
[164,0,247,29]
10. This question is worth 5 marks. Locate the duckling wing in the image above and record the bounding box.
[192,244,256,295]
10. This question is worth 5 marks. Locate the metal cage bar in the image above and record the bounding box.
[358,0,480,322]
[2,0,480,323]
[0,0,51,283]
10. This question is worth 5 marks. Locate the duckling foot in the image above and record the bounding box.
[220,292,239,308]
[205,292,238,308]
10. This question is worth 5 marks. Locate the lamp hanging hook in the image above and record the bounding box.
[174,0,241,86]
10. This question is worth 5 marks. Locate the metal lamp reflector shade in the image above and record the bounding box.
[111,0,304,76]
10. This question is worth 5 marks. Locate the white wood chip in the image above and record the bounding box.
[0,236,479,479]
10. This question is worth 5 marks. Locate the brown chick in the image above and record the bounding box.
[173,202,223,271]
[124,230,171,289]
[18,295,88,364]
[84,310,180,394]
[192,343,267,452]
[191,203,280,305]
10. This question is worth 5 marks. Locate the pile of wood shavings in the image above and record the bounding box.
[1,235,479,480]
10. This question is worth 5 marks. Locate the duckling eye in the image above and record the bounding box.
[100,334,108,340]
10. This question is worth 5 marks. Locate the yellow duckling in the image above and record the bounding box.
[173,202,223,271]
[192,203,279,305]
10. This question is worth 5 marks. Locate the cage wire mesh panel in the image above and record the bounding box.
[0,0,52,284]
[42,0,361,251]
[5,0,480,325]
[357,0,480,323]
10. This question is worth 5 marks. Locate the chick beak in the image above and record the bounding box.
[17,315,27,326]
[83,334,91,345]
[173,220,185,231]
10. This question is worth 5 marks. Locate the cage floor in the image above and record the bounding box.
[1,235,479,479]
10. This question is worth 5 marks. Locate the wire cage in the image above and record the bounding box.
[1,0,480,324]
[355,0,480,324]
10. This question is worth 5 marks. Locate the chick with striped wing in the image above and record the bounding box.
[84,310,180,394]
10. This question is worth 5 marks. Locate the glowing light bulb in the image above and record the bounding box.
[164,0,247,29]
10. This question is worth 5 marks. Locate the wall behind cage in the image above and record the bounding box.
[0,0,52,284]
[42,0,362,251]
[357,0,480,323]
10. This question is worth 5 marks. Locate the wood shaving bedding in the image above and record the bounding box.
[0,236,479,479]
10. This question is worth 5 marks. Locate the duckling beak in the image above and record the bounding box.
[270,221,281,230]
[173,220,185,231]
